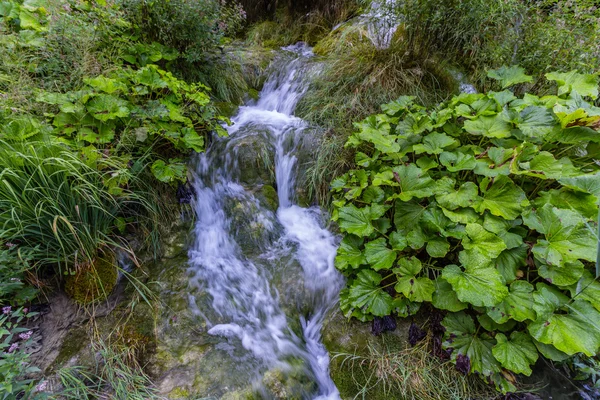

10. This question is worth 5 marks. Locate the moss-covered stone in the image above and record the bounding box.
[313,24,373,56]
[215,101,240,118]
[230,132,275,186]
[257,184,279,211]
[65,254,118,304]
[322,310,412,400]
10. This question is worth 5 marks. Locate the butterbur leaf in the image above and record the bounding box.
[538,260,584,286]
[86,94,130,122]
[339,288,371,322]
[426,237,450,258]
[546,71,599,99]
[492,332,538,376]
[436,181,478,210]
[413,132,457,155]
[534,188,598,220]
[558,171,600,198]
[464,113,512,138]
[439,151,477,172]
[394,201,425,229]
[494,246,527,284]
[474,175,529,220]
[389,231,407,251]
[388,164,435,201]
[477,314,516,332]
[354,114,398,153]
[335,235,366,270]
[533,339,570,362]
[443,251,508,307]
[381,96,415,116]
[462,224,507,260]
[487,281,536,324]
[487,66,533,89]
[395,276,435,302]
[362,186,385,203]
[337,204,379,236]
[151,160,186,183]
[181,128,204,152]
[364,238,397,271]
[392,297,421,318]
[566,270,600,312]
[517,106,558,138]
[393,256,422,276]
[135,66,168,89]
[442,312,501,376]
[532,282,569,317]
[85,76,127,94]
[441,207,479,224]
[528,300,600,356]
[522,204,597,266]
[432,278,467,312]
[348,270,393,316]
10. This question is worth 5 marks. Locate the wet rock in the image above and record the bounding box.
[64,253,118,304]
[255,184,279,212]
[228,131,275,187]
[161,221,191,259]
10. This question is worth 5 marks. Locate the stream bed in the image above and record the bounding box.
[187,43,342,399]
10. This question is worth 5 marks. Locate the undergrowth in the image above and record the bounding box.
[333,334,499,400]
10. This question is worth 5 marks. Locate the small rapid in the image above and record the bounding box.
[187,43,343,399]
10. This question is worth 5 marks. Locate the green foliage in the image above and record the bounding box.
[57,339,160,399]
[377,0,600,90]
[0,140,159,270]
[36,64,227,183]
[0,0,48,33]
[123,0,246,63]
[0,306,43,399]
[0,246,38,305]
[332,69,600,392]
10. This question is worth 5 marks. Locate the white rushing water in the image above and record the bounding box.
[360,0,401,49]
[188,43,343,399]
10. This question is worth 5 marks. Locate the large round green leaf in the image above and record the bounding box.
[528,300,600,356]
[443,257,508,307]
[474,175,529,220]
[348,270,394,317]
[492,332,538,376]
[364,238,397,271]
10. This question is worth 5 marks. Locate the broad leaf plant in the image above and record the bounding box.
[332,67,600,392]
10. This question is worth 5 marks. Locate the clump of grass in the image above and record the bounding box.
[297,26,456,207]
[0,140,162,274]
[332,337,498,400]
[302,130,355,207]
[57,339,160,400]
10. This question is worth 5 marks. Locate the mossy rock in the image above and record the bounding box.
[215,101,240,118]
[65,254,118,304]
[313,24,373,56]
[256,184,279,212]
[231,132,275,186]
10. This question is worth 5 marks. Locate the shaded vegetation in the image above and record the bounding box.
[331,67,600,392]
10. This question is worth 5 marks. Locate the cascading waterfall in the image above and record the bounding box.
[188,43,343,399]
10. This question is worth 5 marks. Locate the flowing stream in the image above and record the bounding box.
[187,44,343,399]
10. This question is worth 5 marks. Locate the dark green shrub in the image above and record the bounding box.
[123,0,245,63]
[331,67,600,392]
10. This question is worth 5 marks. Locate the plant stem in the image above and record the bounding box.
[596,201,600,278]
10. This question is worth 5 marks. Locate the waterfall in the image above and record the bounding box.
[188,43,343,399]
